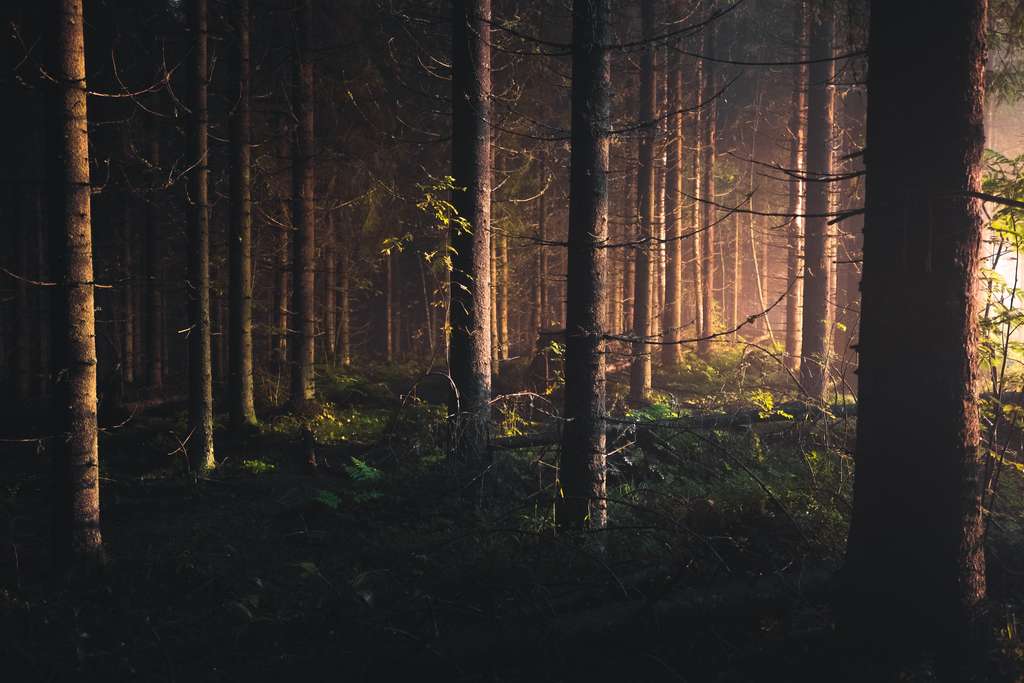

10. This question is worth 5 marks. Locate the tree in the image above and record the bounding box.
[842,0,988,671]
[629,0,657,404]
[558,0,610,530]
[290,0,316,410]
[48,0,104,571]
[144,116,164,390]
[662,12,685,368]
[449,0,493,461]
[697,20,717,357]
[229,0,257,430]
[784,1,808,375]
[186,0,215,473]
[798,2,833,400]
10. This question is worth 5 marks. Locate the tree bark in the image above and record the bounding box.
[144,123,164,390]
[290,0,316,410]
[229,0,257,430]
[662,38,683,366]
[186,0,215,472]
[324,212,337,363]
[48,0,104,571]
[798,5,834,401]
[785,2,807,374]
[449,0,492,460]
[558,0,609,530]
[697,24,717,357]
[629,0,656,404]
[842,0,988,668]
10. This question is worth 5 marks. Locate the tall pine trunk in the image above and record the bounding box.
[290,0,316,410]
[697,24,717,357]
[842,0,988,671]
[662,37,683,367]
[798,4,834,401]
[559,0,609,530]
[785,2,808,374]
[229,0,257,429]
[145,123,164,389]
[629,0,656,404]
[187,0,215,472]
[48,0,104,571]
[449,0,492,460]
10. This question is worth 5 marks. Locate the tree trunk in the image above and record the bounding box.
[798,5,834,401]
[498,232,509,359]
[120,199,135,387]
[324,212,337,363]
[629,0,656,405]
[662,36,683,366]
[842,0,988,671]
[697,25,717,357]
[686,62,702,340]
[145,124,164,389]
[48,0,104,571]
[186,0,215,473]
[449,0,492,460]
[229,0,257,430]
[290,0,316,410]
[558,0,609,530]
[784,2,807,374]
[338,237,351,366]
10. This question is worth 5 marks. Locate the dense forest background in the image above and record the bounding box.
[3,0,1024,680]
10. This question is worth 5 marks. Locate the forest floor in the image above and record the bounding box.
[3,348,1024,681]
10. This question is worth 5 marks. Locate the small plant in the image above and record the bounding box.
[240,459,277,475]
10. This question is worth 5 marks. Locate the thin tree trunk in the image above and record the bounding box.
[324,212,337,363]
[798,5,834,401]
[662,34,683,366]
[338,241,351,365]
[697,24,717,357]
[785,2,808,374]
[229,0,257,429]
[274,216,289,371]
[187,0,215,472]
[120,199,135,387]
[48,0,104,571]
[449,0,492,460]
[629,0,656,405]
[842,0,988,670]
[145,124,164,389]
[686,60,702,340]
[290,0,316,409]
[498,232,509,359]
[559,0,609,530]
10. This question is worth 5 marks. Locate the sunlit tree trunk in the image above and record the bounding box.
[697,24,717,357]
[290,0,316,409]
[785,1,807,374]
[662,36,684,365]
[449,0,492,460]
[498,232,509,359]
[229,0,256,430]
[842,0,988,672]
[48,0,104,571]
[799,4,834,401]
[629,0,656,404]
[186,0,215,472]
[686,61,703,340]
[559,0,609,530]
